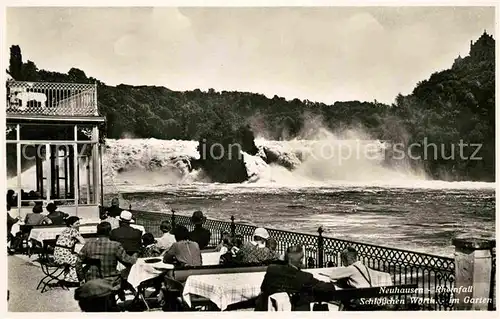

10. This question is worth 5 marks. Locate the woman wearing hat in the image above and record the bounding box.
[237,228,278,264]
[54,216,86,283]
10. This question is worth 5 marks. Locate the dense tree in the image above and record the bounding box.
[9,45,22,80]
[393,31,495,181]
[21,61,40,82]
[6,32,495,182]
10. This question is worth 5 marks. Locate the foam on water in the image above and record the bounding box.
[7,133,495,191]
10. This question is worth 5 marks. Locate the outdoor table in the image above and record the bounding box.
[181,267,338,310]
[182,267,394,311]
[28,224,100,242]
[127,257,175,289]
[126,251,225,289]
[28,224,145,242]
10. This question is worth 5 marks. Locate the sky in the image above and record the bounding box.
[5,6,496,104]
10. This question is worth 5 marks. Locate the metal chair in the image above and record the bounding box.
[162,276,217,311]
[34,240,70,293]
[80,258,103,281]
[11,225,33,256]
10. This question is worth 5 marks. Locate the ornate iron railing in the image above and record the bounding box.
[131,209,459,310]
[6,80,98,116]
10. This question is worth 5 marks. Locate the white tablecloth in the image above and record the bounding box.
[127,257,175,288]
[182,267,393,310]
[182,267,336,310]
[127,251,224,288]
[28,224,99,242]
[28,224,145,243]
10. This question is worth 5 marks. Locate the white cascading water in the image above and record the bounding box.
[7,126,494,190]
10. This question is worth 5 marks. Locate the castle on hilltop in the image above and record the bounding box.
[469,30,495,60]
[453,30,494,68]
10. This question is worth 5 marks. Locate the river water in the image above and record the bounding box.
[105,181,495,258]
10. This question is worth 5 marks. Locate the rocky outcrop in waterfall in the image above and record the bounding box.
[101,137,391,185]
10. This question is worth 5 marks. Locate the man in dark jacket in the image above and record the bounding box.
[105,198,123,218]
[188,211,211,249]
[255,245,336,311]
[109,211,142,255]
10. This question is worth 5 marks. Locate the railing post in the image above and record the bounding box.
[230,215,236,237]
[317,226,324,268]
[452,237,495,310]
[129,204,132,211]
[307,257,315,269]
[171,210,176,228]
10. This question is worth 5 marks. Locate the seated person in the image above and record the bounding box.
[53,216,86,283]
[109,211,142,255]
[236,228,277,264]
[320,247,374,288]
[101,211,119,230]
[138,233,162,258]
[105,198,123,218]
[7,189,17,207]
[215,230,231,254]
[156,220,176,251]
[231,233,244,251]
[7,204,18,231]
[7,204,19,242]
[24,204,52,226]
[163,225,202,267]
[75,278,119,312]
[255,245,337,311]
[46,203,69,225]
[188,211,211,250]
[219,233,244,265]
[266,237,282,260]
[76,222,137,284]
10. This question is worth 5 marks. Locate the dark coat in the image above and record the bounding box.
[109,224,142,255]
[47,211,68,225]
[106,206,123,218]
[255,263,336,311]
[188,226,211,250]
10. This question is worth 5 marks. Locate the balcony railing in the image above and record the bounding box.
[6,80,98,117]
[131,209,463,310]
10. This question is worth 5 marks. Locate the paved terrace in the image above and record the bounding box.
[8,255,253,312]
[8,255,80,312]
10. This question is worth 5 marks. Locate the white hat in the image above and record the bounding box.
[119,210,133,223]
[253,227,270,240]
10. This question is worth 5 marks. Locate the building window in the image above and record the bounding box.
[5,124,100,208]
[77,143,96,205]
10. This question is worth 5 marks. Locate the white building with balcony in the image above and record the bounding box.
[6,79,106,221]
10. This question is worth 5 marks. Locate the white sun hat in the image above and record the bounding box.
[253,227,270,240]
[119,210,133,223]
